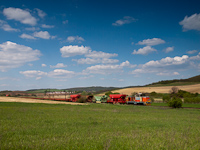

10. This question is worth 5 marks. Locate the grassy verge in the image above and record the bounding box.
[0,102,200,149]
[151,103,200,108]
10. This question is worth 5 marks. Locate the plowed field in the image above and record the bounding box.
[0,97,87,105]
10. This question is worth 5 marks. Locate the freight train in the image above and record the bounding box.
[23,93,151,105]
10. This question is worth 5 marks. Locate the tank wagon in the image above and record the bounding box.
[127,93,151,105]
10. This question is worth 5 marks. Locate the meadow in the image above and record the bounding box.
[0,102,200,150]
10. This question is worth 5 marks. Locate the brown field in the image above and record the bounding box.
[0,97,87,105]
[111,84,200,95]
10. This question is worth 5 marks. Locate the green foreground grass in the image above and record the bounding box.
[0,102,200,150]
[151,103,200,108]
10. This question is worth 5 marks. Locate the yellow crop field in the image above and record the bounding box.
[111,84,200,95]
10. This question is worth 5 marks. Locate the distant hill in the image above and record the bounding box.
[26,86,119,94]
[147,75,200,86]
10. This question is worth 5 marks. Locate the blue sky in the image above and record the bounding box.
[0,0,200,90]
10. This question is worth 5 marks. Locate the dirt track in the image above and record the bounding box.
[0,97,87,105]
[112,84,200,95]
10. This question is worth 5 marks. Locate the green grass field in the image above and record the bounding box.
[151,103,200,108]
[0,102,200,149]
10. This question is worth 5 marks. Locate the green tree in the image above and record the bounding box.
[168,97,182,108]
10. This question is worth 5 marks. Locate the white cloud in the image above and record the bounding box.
[60,45,91,57]
[190,52,200,60]
[137,38,165,46]
[20,70,47,79]
[85,51,118,58]
[163,46,174,53]
[156,72,180,76]
[25,27,40,31]
[41,24,54,28]
[187,50,198,54]
[73,58,119,64]
[112,16,136,26]
[33,31,52,39]
[84,61,135,74]
[179,13,200,31]
[35,8,46,18]
[66,36,85,43]
[85,64,122,74]
[120,60,136,68]
[48,69,75,78]
[20,33,36,39]
[50,63,67,68]
[0,20,19,32]
[79,75,94,80]
[0,41,41,71]
[41,64,47,67]
[132,55,190,75]
[102,58,119,64]
[3,7,37,26]
[63,20,68,24]
[36,77,42,80]
[132,46,157,55]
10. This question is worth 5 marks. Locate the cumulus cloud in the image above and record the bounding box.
[35,8,46,18]
[20,33,36,39]
[85,51,118,58]
[41,24,54,28]
[48,69,75,78]
[3,7,37,26]
[66,36,85,43]
[112,16,136,26]
[60,45,91,57]
[0,20,19,32]
[33,31,52,39]
[25,27,40,31]
[131,55,191,76]
[190,52,200,60]
[50,63,67,68]
[137,38,165,46]
[0,41,41,71]
[157,72,180,76]
[20,70,47,78]
[179,13,200,31]
[20,31,54,40]
[41,64,47,67]
[73,58,119,64]
[163,46,174,53]
[63,20,68,24]
[84,61,135,74]
[132,46,157,55]
[187,50,198,54]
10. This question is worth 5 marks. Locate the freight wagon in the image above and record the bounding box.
[107,94,127,104]
[94,95,108,103]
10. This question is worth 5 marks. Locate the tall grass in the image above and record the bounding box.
[0,102,200,149]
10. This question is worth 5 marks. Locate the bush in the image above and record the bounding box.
[150,97,154,102]
[184,97,200,103]
[162,95,171,103]
[78,96,87,103]
[168,97,182,108]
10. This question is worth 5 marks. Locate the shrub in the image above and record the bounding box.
[78,96,87,103]
[150,97,154,102]
[150,91,157,96]
[162,95,171,103]
[184,97,200,103]
[168,97,182,108]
